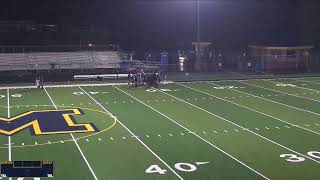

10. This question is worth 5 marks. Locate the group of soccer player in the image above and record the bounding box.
[128,71,160,87]
[35,77,44,89]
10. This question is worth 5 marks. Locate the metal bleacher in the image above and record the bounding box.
[0,50,123,71]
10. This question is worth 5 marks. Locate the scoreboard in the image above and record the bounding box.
[0,161,54,178]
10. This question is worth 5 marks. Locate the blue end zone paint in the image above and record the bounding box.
[0,108,99,136]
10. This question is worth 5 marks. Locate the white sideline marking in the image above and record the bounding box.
[113,86,270,180]
[247,80,320,103]
[160,84,320,165]
[0,83,130,90]
[182,82,320,137]
[43,87,99,180]
[78,86,184,180]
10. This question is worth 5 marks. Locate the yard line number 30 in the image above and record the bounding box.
[280,151,320,163]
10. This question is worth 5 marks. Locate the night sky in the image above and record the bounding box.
[0,0,319,50]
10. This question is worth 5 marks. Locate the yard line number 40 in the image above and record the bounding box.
[146,162,210,175]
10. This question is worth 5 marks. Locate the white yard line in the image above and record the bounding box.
[297,79,320,85]
[270,79,320,93]
[43,87,98,180]
[112,85,270,180]
[287,79,320,93]
[179,82,320,136]
[147,85,320,165]
[7,88,12,180]
[235,81,320,116]
[243,80,320,103]
[259,80,320,102]
[78,86,184,180]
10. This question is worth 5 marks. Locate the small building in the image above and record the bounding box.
[249,45,314,72]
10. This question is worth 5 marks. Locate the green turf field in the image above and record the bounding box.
[0,77,320,180]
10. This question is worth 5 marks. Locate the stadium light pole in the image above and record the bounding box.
[196,0,201,70]
[197,0,200,44]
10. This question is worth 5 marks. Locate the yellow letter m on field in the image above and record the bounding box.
[0,109,98,136]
